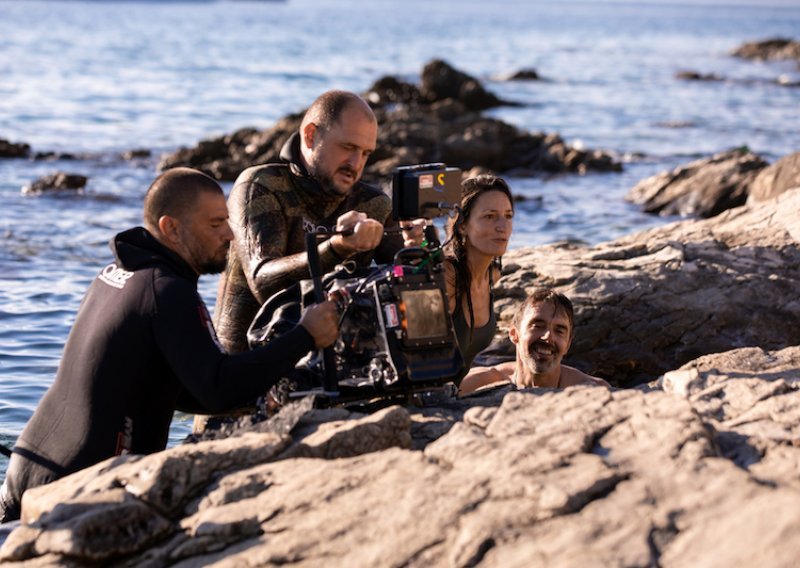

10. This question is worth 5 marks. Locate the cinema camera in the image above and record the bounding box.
[248,163,464,408]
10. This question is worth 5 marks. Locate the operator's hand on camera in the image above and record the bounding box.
[330,211,384,257]
[299,301,339,349]
[400,218,427,248]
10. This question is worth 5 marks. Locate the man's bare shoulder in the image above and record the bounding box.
[560,365,610,388]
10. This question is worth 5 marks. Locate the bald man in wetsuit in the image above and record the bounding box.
[0,168,339,523]
[213,89,424,355]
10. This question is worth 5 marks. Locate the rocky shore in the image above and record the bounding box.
[2,183,798,566]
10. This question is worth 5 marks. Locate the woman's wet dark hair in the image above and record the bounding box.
[445,174,514,329]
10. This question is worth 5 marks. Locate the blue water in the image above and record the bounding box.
[1,0,799,479]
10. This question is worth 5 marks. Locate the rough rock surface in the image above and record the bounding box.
[158,60,621,182]
[2,185,799,565]
[21,172,88,196]
[625,148,768,218]
[487,187,800,386]
[731,38,800,61]
[3,344,800,566]
[748,151,800,204]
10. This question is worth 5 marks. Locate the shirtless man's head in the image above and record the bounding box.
[457,288,609,395]
[510,289,575,388]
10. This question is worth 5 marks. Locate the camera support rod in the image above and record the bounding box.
[305,232,339,395]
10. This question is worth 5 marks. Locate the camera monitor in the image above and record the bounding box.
[400,288,449,343]
[392,163,462,220]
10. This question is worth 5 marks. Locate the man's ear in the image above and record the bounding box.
[302,122,318,149]
[157,215,180,244]
[509,325,520,345]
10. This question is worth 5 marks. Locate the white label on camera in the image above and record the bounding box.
[419,174,433,189]
[384,304,400,328]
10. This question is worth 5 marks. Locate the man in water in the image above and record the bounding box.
[213,89,423,355]
[458,288,609,395]
[0,168,339,523]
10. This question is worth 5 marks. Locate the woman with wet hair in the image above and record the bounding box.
[444,174,514,383]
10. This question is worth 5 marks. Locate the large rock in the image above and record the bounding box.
[489,187,800,386]
[159,60,621,182]
[731,38,800,61]
[625,148,768,218]
[748,151,800,203]
[21,172,88,196]
[419,59,508,111]
[0,139,30,158]
[3,344,800,566]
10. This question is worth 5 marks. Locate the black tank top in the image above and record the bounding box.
[452,274,496,382]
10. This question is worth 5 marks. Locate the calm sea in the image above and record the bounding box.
[1,0,799,479]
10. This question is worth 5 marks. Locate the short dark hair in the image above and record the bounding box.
[301,90,375,131]
[143,167,223,231]
[513,288,575,336]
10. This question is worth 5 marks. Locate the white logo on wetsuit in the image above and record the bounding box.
[98,263,134,289]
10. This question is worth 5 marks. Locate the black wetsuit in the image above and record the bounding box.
[214,132,404,354]
[0,227,314,522]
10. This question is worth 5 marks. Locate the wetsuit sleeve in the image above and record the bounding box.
[152,275,314,413]
[228,172,343,305]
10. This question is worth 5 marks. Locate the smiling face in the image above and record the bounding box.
[302,102,377,197]
[461,190,514,260]
[510,300,574,385]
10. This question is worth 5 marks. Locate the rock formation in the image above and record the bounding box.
[747,151,800,204]
[3,344,800,566]
[731,38,800,62]
[0,139,30,159]
[21,172,88,196]
[625,148,768,218]
[158,60,621,183]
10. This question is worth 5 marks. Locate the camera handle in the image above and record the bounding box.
[305,232,340,395]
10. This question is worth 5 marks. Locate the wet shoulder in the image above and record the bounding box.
[230,164,298,217]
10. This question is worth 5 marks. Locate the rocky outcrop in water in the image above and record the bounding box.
[21,172,88,196]
[158,60,622,183]
[0,139,30,159]
[675,70,723,82]
[731,38,800,61]
[624,148,769,218]
[3,343,800,566]
[495,68,541,81]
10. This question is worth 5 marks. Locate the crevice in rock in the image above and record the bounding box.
[647,511,681,568]
[714,430,765,469]
[460,537,496,568]
[400,538,446,567]
[553,472,630,517]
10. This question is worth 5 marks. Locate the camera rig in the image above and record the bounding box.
[247,163,464,409]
